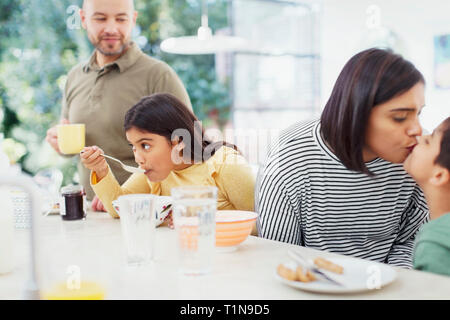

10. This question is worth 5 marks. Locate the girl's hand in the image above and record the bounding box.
[80,146,109,180]
[91,195,106,212]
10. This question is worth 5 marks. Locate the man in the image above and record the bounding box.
[46,0,192,211]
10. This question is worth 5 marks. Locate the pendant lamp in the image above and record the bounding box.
[160,0,247,55]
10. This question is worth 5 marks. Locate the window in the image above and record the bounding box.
[226,0,321,164]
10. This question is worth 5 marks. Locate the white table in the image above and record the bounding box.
[2,211,450,300]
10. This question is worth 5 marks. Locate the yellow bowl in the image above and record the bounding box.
[215,210,258,252]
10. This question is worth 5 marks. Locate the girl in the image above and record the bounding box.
[80,93,255,223]
[257,48,429,268]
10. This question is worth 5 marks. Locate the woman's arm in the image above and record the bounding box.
[386,185,429,268]
[257,153,302,245]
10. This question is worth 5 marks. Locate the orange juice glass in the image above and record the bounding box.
[41,281,105,300]
[172,186,217,276]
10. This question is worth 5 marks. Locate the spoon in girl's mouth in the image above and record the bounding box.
[80,150,145,174]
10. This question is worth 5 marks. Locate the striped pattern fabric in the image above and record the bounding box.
[257,119,429,268]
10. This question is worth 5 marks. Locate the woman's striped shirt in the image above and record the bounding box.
[256,120,429,268]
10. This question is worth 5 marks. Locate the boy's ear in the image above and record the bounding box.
[429,166,450,187]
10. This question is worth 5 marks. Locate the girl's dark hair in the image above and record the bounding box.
[436,117,450,170]
[320,48,425,175]
[124,93,238,163]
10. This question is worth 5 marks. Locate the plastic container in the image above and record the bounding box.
[0,190,14,274]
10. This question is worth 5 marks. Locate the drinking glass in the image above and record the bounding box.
[118,194,156,266]
[171,186,217,276]
[39,221,108,300]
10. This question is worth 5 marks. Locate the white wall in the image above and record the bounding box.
[320,0,450,132]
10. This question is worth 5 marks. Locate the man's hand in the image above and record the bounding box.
[46,118,70,154]
[91,195,106,212]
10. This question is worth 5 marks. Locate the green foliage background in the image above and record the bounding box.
[0,0,231,185]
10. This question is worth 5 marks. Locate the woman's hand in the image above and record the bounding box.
[80,146,109,180]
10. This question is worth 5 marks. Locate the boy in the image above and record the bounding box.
[404,117,450,276]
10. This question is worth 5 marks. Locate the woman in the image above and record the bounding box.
[80,93,255,222]
[257,48,429,268]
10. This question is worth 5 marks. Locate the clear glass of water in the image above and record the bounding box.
[117,194,156,266]
[171,186,217,276]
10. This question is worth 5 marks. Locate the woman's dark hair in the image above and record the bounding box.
[320,48,425,175]
[436,117,450,170]
[124,93,238,163]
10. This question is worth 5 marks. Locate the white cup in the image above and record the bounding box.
[118,194,156,266]
[172,186,217,276]
[112,195,172,226]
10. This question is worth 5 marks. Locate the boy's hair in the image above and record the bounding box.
[436,117,450,170]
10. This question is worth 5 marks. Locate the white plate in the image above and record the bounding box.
[45,207,60,215]
[42,202,60,215]
[275,257,397,294]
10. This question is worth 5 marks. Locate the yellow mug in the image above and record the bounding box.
[57,124,85,154]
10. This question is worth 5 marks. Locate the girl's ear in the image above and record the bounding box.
[171,137,185,151]
[170,138,186,165]
[176,141,185,152]
[429,166,450,187]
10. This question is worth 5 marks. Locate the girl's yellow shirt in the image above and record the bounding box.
[91,146,256,218]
